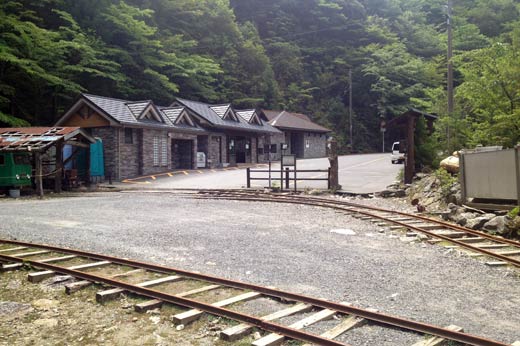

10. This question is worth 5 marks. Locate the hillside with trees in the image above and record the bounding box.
[1,0,519,157]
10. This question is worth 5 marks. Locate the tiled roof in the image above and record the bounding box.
[175,98,281,134]
[263,110,331,133]
[81,94,205,132]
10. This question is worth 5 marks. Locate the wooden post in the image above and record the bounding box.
[404,115,416,184]
[327,138,340,190]
[35,152,43,198]
[246,168,251,188]
[280,157,284,192]
[54,140,63,193]
[285,167,290,189]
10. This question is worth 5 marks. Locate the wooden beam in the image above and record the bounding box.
[252,306,339,346]
[64,141,90,148]
[3,254,77,272]
[10,250,50,258]
[301,314,367,346]
[96,275,183,303]
[0,246,28,253]
[28,261,111,283]
[66,268,143,294]
[410,325,463,346]
[221,303,313,342]
[54,139,63,193]
[35,152,43,198]
[172,291,261,325]
[135,284,221,313]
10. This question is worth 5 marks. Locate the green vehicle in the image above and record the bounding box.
[0,153,32,188]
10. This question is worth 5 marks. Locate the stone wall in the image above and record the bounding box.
[141,129,171,176]
[208,134,226,168]
[91,127,118,180]
[118,128,140,179]
[303,132,328,158]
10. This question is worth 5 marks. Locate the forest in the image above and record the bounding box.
[1,0,519,157]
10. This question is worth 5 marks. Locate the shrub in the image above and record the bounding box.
[434,168,457,199]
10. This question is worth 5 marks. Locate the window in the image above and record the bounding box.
[124,128,133,144]
[14,154,31,165]
[161,136,167,166]
[0,155,4,165]
[270,144,277,153]
[153,136,159,166]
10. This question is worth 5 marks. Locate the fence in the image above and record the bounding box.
[460,146,520,208]
[246,167,330,191]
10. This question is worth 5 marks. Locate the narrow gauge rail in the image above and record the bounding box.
[189,190,520,269]
[0,238,512,346]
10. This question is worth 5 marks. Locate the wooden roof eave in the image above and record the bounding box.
[55,96,120,127]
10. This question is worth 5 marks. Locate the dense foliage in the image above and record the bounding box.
[1,0,519,155]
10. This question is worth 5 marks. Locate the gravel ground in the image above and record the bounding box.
[0,192,519,345]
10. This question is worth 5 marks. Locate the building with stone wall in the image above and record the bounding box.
[56,94,283,180]
[261,110,331,159]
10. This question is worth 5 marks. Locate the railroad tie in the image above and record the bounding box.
[96,275,183,303]
[10,250,50,257]
[28,261,111,283]
[65,268,144,294]
[172,291,261,325]
[220,302,313,342]
[410,325,463,346]
[302,317,367,346]
[0,246,28,253]
[252,305,342,346]
[2,255,77,272]
[135,284,221,313]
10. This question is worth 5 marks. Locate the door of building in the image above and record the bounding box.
[172,139,193,169]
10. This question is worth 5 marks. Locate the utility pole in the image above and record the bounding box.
[348,68,353,151]
[447,0,453,152]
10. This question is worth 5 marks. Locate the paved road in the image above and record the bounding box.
[123,153,401,193]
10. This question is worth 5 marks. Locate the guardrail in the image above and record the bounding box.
[246,167,330,191]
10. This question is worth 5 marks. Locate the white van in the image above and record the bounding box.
[391,141,405,164]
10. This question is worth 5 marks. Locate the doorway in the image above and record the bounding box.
[172,139,193,169]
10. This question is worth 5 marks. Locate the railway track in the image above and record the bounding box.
[0,237,516,346]
[187,189,520,269]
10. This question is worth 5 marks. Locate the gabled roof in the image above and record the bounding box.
[157,106,195,127]
[57,94,205,133]
[174,98,281,134]
[126,101,151,118]
[263,110,331,133]
[236,109,262,125]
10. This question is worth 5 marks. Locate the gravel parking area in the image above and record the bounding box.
[1,192,519,344]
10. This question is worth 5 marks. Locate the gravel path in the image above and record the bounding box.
[0,192,519,345]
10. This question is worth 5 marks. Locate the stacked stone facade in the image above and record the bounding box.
[302,132,328,158]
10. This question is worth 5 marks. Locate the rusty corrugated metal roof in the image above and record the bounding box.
[0,127,94,152]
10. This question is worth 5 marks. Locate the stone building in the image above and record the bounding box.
[261,110,331,159]
[172,98,283,166]
[56,94,283,180]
